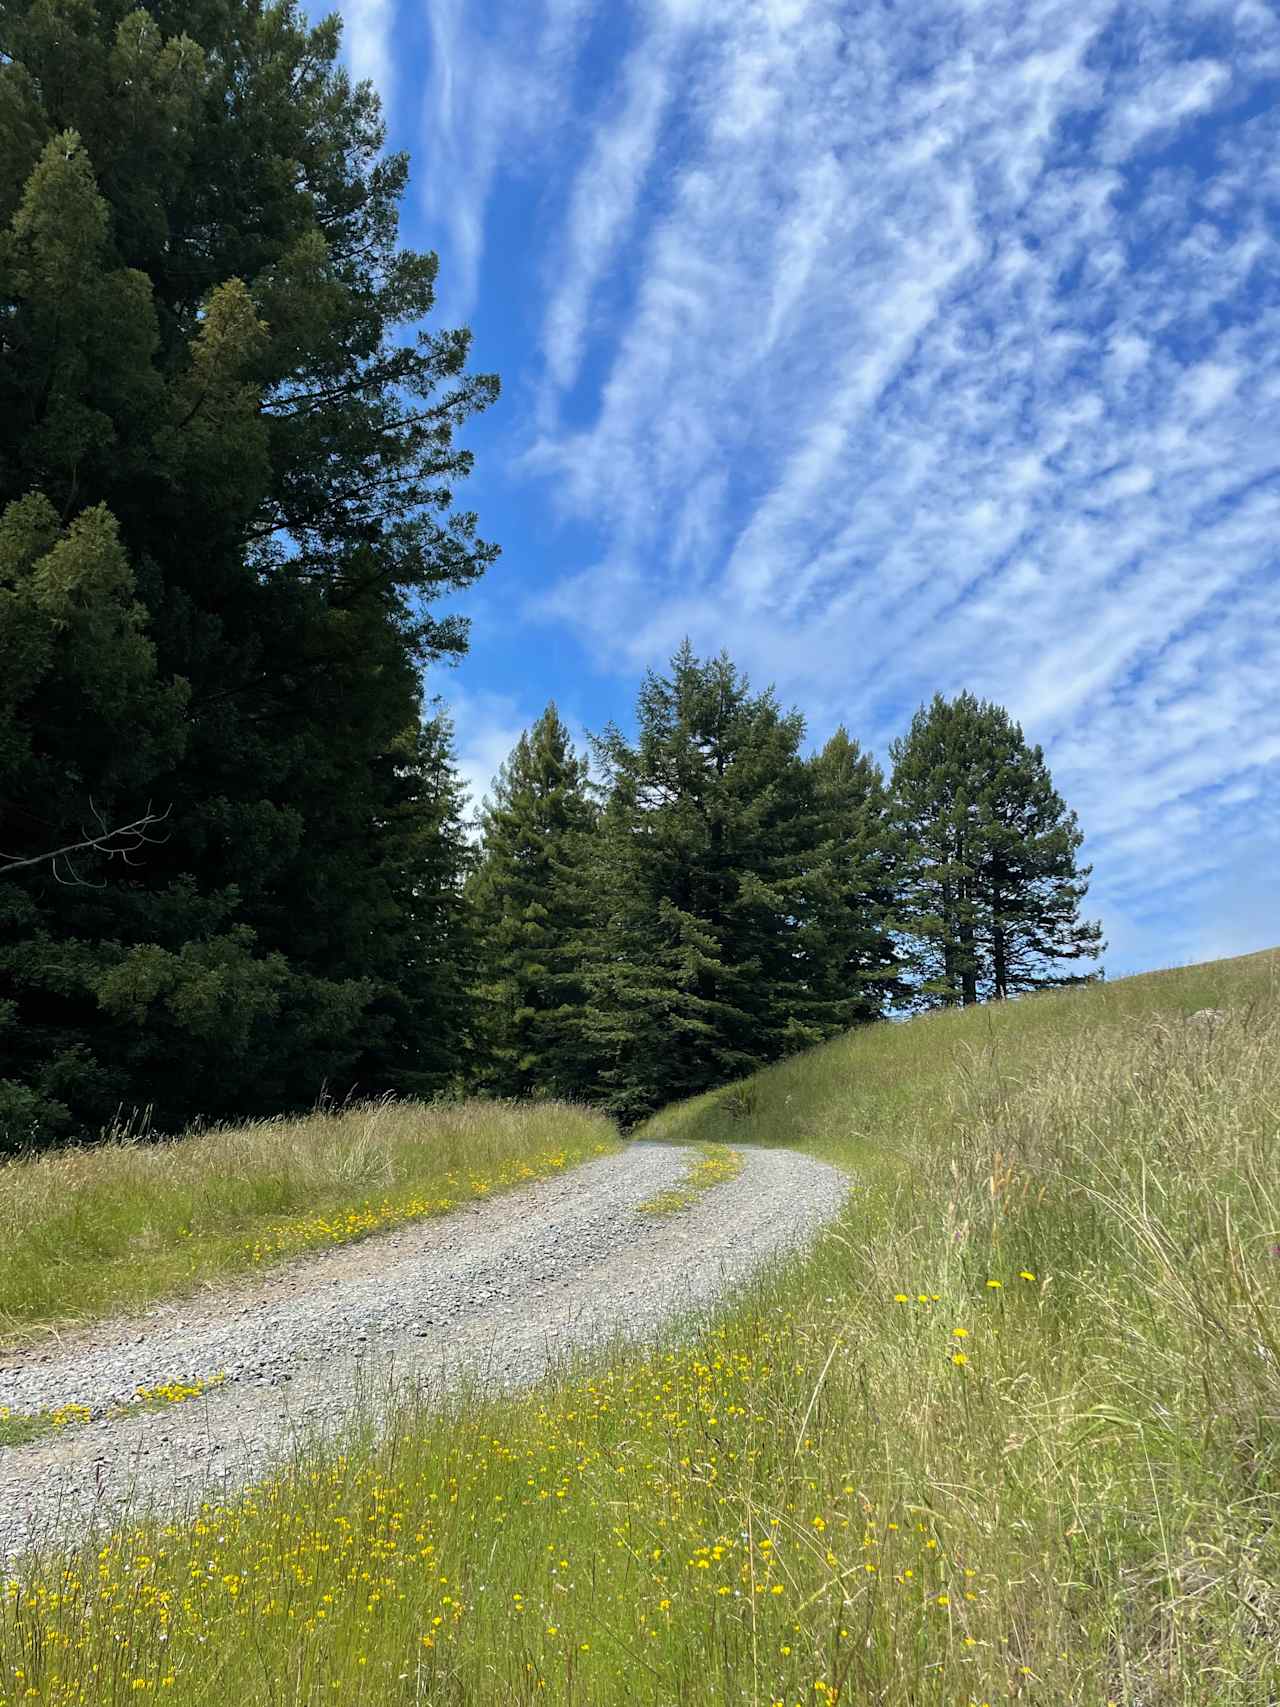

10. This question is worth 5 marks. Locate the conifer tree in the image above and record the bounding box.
[361,707,478,1100]
[468,705,597,1100]
[576,644,810,1121]
[0,2,497,1144]
[889,693,1104,1006]
[789,728,903,1042]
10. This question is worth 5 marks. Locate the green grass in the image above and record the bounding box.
[0,1409,63,1449]
[641,946,1278,1165]
[0,1098,619,1345]
[3,950,1278,1706]
[634,1140,744,1215]
[0,1379,230,1448]
[0,1401,98,1448]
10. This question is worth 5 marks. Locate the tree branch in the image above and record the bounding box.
[0,803,172,882]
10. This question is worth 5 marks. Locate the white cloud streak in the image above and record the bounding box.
[542,41,678,396]
[1098,58,1231,163]
[481,0,1280,972]
[418,0,600,320]
[337,0,395,104]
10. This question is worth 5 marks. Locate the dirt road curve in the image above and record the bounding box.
[0,1142,848,1561]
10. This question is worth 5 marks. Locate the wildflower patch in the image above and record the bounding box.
[245,1147,610,1263]
[635,1144,743,1217]
[0,1376,228,1449]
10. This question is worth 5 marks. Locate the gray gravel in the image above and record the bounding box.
[0,1141,848,1561]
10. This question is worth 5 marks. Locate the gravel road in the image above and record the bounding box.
[0,1142,848,1561]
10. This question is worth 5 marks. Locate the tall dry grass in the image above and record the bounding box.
[0,1098,618,1343]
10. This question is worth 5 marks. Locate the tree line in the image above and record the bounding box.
[0,0,1101,1148]
[467,655,1103,1124]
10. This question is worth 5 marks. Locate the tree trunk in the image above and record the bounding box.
[992,912,1008,1001]
[958,872,978,1006]
[959,937,978,1005]
[939,878,959,1004]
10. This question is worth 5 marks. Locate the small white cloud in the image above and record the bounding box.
[1107,332,1151,374]
[1180,360,1242,417]
[1099,58,1230,162]
[711,44,783,142]
[1007,452,1046,492]
[1097,464,1154,501]
[964,499,1002,534]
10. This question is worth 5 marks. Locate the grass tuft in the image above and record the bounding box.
[634,1142,743,1216]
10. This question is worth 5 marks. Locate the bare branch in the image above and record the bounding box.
[0,805,172,881]
[54,853,99,888]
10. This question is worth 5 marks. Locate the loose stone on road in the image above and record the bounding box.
[0,1141,848,1560]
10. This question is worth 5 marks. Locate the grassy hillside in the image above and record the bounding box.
[643,946,1278,1162]
[0,1099,618,1345]
[2,951,1277,1706]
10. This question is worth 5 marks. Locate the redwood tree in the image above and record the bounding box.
[0,0,497,1143]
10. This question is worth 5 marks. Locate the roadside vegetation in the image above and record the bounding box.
[0,1100,618,1346]
[0,1379,226,1449]
[3,950,1276,1705]
[634,1141,744,1216]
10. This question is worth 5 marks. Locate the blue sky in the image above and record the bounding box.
[335,0,1279,979]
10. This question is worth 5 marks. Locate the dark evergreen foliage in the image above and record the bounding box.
[790,728,904,1042]
[572,645,813,1122]
[889,692,1105,1006]
[467,705,597,1100]
[0,0,496,1144]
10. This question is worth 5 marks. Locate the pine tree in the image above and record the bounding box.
[0,2,497,1144]
[467,705,597,1100]
[359,707,478,1100]
[576,644,811,1121]
[788,728,902,1043]
[889,693,1105,1006]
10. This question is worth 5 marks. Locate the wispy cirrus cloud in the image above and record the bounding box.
[502,0,1280,971]
[417,0,599,320]
[337,0,396,104]
[542,42,677,399]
